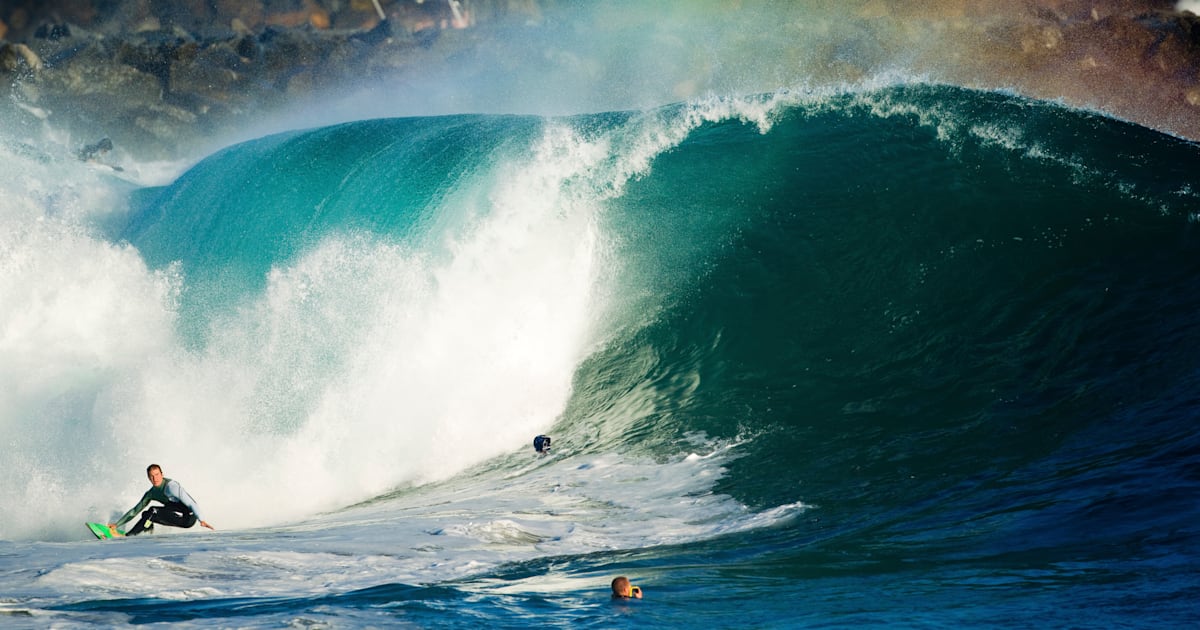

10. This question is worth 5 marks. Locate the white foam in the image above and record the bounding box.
[5,436,804,610]
[0,143,186,540]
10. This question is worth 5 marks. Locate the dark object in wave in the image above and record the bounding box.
[77,137,112,161]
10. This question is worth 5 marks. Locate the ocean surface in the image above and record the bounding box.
[2,82,1199,627]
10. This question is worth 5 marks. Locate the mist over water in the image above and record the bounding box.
[281,1,1197,137]
[253,2,903,132]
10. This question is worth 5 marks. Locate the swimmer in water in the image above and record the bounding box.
[611,576,642,599]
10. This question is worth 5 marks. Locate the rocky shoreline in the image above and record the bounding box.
[1,1,1198,163]
[0,1,528,161]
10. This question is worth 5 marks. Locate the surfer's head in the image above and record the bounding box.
[533,434,551,454]
[611,576,642,599]
[146,464,164,487]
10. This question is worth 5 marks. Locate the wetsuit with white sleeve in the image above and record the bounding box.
[114,478,205,536]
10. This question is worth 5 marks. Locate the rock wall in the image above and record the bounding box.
[850,0,1200,141]
[0,1,528,158]
[1,1,1197,161]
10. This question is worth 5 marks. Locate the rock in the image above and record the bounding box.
[309,10,331,30]
[0,42,43,73]
[34,23,73,41]
[1187,86,1200,106]
[217,0,265,31]
[1018,24,1065,54]
[231,18,254,37]
[40,40,165,121]
[6,8,29,32]
[168,39,245,102]
[115,31,193,92]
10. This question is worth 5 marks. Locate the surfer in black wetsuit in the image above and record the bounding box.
[109,464,215,536]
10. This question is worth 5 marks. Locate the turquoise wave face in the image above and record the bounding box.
[118,115,550,343]
[560,86,1200,564]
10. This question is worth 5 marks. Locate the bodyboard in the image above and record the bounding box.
[86,522,123,539]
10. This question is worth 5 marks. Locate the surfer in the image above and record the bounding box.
[77,137,125,172]
[534,434,551,455]
[108,464,214,536]
[77,137,113,161]
[611,576,642,599]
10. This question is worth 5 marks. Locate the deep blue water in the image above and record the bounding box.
[1,84,1199,627]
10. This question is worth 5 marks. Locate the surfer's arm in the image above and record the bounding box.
[112,492,151,528]
[165,480,213,529]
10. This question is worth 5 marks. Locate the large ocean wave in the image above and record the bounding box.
[2,83,1198,626]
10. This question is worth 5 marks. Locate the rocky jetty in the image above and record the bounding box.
[1,1,1198,163]
[0,0,539,159]
[852,0,1200,142]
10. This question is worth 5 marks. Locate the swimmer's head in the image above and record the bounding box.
[611,576,642,599]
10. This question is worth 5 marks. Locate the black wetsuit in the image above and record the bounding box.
[114,478,204,536]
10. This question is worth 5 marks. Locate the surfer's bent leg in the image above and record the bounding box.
[152,501,199,528]
[125,511,153,536]
[126,502,198,535]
